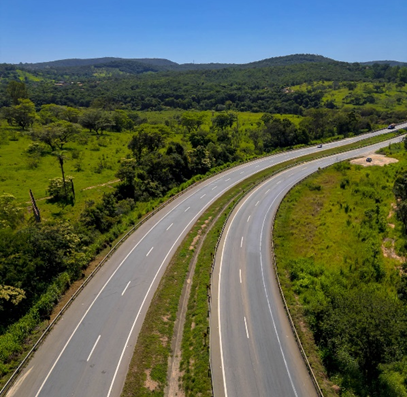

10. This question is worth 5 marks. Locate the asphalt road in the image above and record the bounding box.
[210,133,406,397]
[6,124,407,397]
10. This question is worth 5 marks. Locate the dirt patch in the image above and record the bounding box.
[189,231,201,250]
[145,369,159,391]
[350,154,398,167]
[82,179,120,190]
[381,238,405,263]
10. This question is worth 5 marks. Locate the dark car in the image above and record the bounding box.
[317,144,323,148]
[366,157,372,162]
[388,124,395,129]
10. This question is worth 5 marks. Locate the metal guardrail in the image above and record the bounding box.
[1,124,405,396]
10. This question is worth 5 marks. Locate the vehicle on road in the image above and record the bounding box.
[388,123,396,129]
[317,144,323,148]
[366,157,372,162]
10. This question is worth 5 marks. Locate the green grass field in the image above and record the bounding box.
[0,122,134,220]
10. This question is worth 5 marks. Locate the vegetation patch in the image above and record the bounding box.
[274,140,407,396]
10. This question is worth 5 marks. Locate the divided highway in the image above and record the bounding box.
[5,124,407,397]
[210,134,407,397]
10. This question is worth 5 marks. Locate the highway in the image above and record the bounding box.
[210,134,406,397]
[6,123,407,397]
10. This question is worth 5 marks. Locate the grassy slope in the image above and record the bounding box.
[292,81,407,112]
[274,142,407,395]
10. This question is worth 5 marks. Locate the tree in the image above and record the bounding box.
[180,112,206,133]
[393,174,407,202]
[0,285,26,305]
[38,104,67,124]
[79,109,113,134]
[212,112,237,131]
[189,146,211,175]
[0,194,25,229]
[7,99,37,130]
[320,286,407,393]
[111,110,134,132]
[115,158,138,199]
[398,67,407,84]
[128,124,170,163]
[31,121,81,151]
[6,81,28,105]
[52,151,68,197]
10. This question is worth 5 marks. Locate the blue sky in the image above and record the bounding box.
[1,0,406,64]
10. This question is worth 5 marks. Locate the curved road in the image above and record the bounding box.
[6,124,406,397]
[211,134,406,397]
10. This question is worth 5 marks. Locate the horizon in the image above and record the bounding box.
[1,0,406,65]
[7,53,407,66]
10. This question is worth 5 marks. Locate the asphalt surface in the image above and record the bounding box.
[6,124,407,397]
[210,133,406,397]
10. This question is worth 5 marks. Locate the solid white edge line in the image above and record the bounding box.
[121,281,131,296]
[259,192,299,397]
[166,223,173,231]
[86,335,101,362]
[146,247,154,257]
[244,317,249,339]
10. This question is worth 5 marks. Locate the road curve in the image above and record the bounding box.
[210,135,406,397]
[6,124,407,397]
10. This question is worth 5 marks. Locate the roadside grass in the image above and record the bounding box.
[119,130,404,397]
[0,123,133,220]
[273,141,407,395]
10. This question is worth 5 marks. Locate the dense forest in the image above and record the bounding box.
[0,55,407,394]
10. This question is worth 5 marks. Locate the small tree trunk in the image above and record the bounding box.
[59,157,67,197]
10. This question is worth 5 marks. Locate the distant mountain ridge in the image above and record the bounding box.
[3,54,405,84]
[360,60,407,67]
[19,54,336,72]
